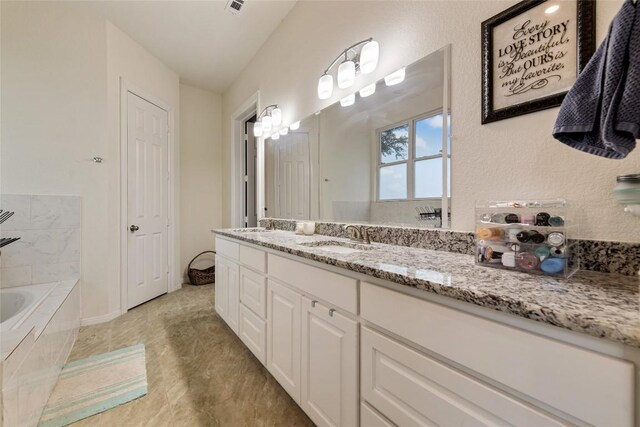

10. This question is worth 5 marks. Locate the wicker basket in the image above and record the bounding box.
[187,250,216,285]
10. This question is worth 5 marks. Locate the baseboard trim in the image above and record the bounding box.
[80,310,122,326]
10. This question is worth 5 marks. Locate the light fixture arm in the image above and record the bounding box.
[257,104,278,120]
[322,37,373,75]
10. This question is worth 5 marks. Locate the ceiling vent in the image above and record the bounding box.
[225,0,245,15]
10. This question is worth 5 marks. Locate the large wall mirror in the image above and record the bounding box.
[264,45,451,228]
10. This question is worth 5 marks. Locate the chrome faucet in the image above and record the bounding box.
[344,224,372,244]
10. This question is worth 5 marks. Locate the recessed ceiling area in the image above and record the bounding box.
[77,0,297,92]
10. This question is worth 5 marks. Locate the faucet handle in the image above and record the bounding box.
[343,224,362,241]
[361,226,374,244]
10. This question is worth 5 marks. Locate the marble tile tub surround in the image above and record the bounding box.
[0,195,81,288]
[217,228,640,348]
[259,218,640,277]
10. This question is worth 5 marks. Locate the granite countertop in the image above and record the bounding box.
[215,228,640,348]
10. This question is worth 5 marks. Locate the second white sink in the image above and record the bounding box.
[299,240,374,255]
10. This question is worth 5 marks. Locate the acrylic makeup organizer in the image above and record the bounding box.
[475,199,578,278]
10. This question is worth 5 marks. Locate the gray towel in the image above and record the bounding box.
[553,0,640,159]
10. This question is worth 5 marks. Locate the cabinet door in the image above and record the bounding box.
[239,304,266,364]
[226,261,240,334]
[214,256,228,319]
[301,296,358,427]
[267,280,301,403]
[239,266,267,318]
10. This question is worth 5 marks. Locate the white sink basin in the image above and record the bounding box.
[312,245,364,254]
[299,241,373,255]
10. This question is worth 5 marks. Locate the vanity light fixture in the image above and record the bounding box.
[338,60,356,89]
[290,121,300,130]
[340,93,356,107]
[359,83,376,98]
[271,107,282,126]
[279,127,289,136]
[318,74,334,99]
[271,132,280,140]
[317,38,379,99]
[256,104,283,135]
[262,115,272,132]
[253,121,263,137]
[384,67,406,86]
[359,41,379,74]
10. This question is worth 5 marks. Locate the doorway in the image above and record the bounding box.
[231,94,259,228]
[243,115,257,227]
[121,83,173,310]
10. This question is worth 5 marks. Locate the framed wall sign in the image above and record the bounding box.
[481,0,596,124]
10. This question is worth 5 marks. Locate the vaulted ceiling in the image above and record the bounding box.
[79,1,296,93]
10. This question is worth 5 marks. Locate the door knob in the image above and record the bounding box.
[130,225,139,232]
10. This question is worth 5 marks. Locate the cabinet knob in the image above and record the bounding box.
[311,300,318,308]
[329,308,336,317]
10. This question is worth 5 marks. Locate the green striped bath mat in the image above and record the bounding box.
[39,344,147,427]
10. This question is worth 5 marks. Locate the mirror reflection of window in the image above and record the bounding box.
[379,123,409,200]
[377,111,450,201]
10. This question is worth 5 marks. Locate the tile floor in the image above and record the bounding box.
[67,284,313,426]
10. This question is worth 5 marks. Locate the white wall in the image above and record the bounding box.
[1,2,181,321]
[1,1,109,319]
[179,83,222,280]
[222,0,640,243]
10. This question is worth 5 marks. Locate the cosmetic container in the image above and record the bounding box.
[475,199,578,278]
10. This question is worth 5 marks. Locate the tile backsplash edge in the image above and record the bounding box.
[259,218,639,277]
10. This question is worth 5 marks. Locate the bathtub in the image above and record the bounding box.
[1,280,80,427]
[1,283,57,333]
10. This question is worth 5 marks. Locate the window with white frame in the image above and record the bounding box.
[377,110,450,201]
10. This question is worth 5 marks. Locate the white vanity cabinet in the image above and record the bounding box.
[214,235,638,427]
[238,267,268,364]
[266,279,302,402]
[214,254,239,333]
[301,296,358,427]
[216,237,268,363]
[360,282,635,427]
[265,253,360,426]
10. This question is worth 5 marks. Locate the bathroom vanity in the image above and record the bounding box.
[213,228,640,427]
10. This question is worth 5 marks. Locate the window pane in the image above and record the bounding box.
[447,113,451,155]
[415,114,444,158]
[415,158,443,198]
[379,163,407,200]
[380,124,409,164]
[447,157,451,198]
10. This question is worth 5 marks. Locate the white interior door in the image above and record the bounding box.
[276,132,310,219]
[127,91,169,309]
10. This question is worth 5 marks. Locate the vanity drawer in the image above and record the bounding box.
[239,304,266,364]
[240,244,266,273]
[361,326,565,427]
[239,266,267,318]
[215,237,239,261]
[361,282,634,427]
[361,403,394,427]
[268,254,357,314]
